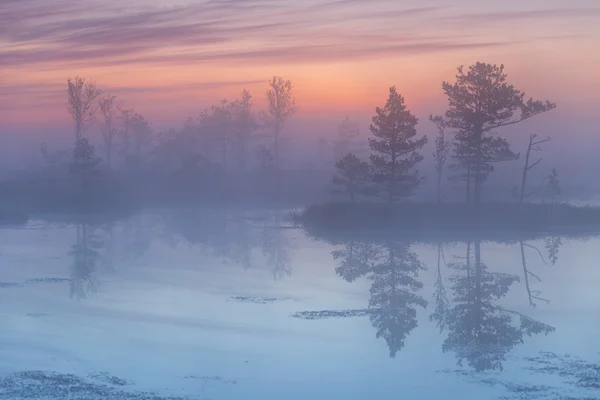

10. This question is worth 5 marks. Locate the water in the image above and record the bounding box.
[0,209,598,399]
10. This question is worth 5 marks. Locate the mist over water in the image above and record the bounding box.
[3,1,600,398]
[0,208,599,399]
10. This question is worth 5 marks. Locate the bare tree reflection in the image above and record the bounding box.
[430,242,450,332]
[519,237,562,307]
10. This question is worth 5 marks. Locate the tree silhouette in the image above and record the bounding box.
[435,62,555,204]
[264,76,296,170]
[368,86,427,203]
[69,223,104,300]
[440,242,555,372]
[67,76,102,141]
[430,116,451,204]
[332,153,371,203]
[545,168,561,202]
[519,133,551,203]
[294,240,427,358]
[98,93,120,169]
[229,90,260,172]
[333,116,360,162]
[70,136,102,198]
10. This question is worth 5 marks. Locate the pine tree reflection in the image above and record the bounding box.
[438,242,555,372]
[294,240,427,358]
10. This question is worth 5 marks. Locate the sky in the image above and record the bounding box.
[1,0,600,164]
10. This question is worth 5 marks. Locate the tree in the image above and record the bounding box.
[333,116,360,162]
[118,105,135,161]
[519,133,550,203]
[430,115,451,204]
[264,76,296,169]
[545,168,561,202]
[70,136,102,196]
[128,112,152,167]
[198,99,233,171]
[437,62,555,204]
[332,153,371,203]
[230,90,259,171]
[368,86,427,203]
[67,76,102,141]
[98,94,120,168]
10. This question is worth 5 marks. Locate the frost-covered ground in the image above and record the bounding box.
[0,212,598,399]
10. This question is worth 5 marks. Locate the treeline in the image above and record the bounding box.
[2,76,326,212]
[331,62,561,205]
[0,62,565,214]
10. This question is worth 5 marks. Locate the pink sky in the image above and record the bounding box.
[1,0,599,146]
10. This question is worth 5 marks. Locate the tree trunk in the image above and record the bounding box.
[389,152,396,204]
[474,241,482,305]
[473,130,483,205]
[106,140,112,169]
[437,172,442,205]
[519,135,534,204]
[466,164,471,204]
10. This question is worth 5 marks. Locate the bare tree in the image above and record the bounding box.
[264,76,296,169]
[67,76,102,141]
[98,94,120,168]
[519,133,551,203]
[430,115,451,204]
[519,241,550,307]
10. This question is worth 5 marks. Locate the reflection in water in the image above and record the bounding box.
[439,241,555,372]
[4,209,598,399]
[69,223,104,300]
[295,230,563,372]
[160,210,293,280]
[63,210,294,300]
[261,216,292,280]
[295,240,427,358]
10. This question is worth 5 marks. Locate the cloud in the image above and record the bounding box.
[440,8,600,25]
[2,1,597,74]
[0,80,267,110]
[1,0,475,69]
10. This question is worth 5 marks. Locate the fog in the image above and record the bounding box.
[1,77,599,213]
[3,1,600,398]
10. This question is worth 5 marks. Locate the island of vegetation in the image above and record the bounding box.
[293,62,600,238]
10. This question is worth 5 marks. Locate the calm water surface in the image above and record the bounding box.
[0,209,598,399]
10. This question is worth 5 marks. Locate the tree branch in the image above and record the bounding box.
[523,243,548,265]
[526,158,542,170]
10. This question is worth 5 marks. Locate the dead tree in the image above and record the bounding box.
[519,133,550,203]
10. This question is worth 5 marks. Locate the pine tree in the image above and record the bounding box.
[436,62,555,204]
[368,87,427,203]
[332,153,371,203]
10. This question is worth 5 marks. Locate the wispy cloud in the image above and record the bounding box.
[440,7,600,25]
[0,79,265,100]
[0,0,512,69]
